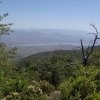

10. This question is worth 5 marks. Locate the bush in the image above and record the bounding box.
[59,66,100,100]
[39,80,55,95]
[0,77,46,100]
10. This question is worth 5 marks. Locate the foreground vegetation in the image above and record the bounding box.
[0,48,100,100]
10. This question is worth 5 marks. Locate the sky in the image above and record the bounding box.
[0,0,100,31]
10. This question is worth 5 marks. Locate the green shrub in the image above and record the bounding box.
[85,92,100,100]
[39,80,55,95]
[59,67,100,100]
[0,78,46,100]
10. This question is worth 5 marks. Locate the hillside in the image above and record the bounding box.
[0,45,100,99]
[15,44,77,58]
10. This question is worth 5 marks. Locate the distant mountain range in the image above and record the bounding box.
[1,29,95,58]
[1,29,93,46]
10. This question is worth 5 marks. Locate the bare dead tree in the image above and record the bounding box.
[80,24,100,66]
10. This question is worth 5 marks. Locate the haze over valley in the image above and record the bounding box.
[2,29,91,46]
[1,29,94,57]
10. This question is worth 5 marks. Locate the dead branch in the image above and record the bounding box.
[80,24,100,66]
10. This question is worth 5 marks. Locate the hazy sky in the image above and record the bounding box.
[0,0,100,30]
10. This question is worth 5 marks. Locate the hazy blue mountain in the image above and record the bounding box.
[1,29,93,46]
[1,29,96,58]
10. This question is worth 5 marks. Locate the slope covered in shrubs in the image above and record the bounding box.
[0,48,100,99]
